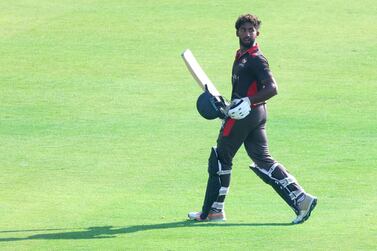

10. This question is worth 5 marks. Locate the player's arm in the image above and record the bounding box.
[248,55,278,105]
[248,75,278,105]
[228,76,277,120]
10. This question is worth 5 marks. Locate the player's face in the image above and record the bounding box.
[237,22,259,49]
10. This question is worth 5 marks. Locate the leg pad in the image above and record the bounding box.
[201,147,231,217]
[250,162,304,214]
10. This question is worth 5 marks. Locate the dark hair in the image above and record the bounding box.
[235,14,261,30]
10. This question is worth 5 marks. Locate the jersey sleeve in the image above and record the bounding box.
[250,55,274,88]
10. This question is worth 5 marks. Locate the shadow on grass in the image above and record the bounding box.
[0,221,292,241]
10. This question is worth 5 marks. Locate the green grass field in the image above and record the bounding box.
[1,0,376,250]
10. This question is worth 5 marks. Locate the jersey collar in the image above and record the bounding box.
[235,43,259,60]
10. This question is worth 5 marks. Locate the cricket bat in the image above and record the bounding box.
[181,49,223,101]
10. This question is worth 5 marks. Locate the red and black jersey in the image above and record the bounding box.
[231,44,273,101]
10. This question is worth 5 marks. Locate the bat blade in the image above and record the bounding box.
[181,49,222,98]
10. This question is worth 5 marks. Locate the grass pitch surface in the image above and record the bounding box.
[0,0,376,250]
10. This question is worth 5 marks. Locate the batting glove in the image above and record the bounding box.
[227,97,251,120]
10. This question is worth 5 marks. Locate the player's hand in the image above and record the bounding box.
[227,97,251,120]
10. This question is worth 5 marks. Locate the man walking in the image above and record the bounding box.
[188,14,317,224]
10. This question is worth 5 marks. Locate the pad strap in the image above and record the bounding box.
[219,186,229,196]
[211,202,225,210]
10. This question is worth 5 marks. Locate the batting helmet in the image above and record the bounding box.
[196,90,226,120]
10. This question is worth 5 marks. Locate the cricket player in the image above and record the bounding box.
[188,14,317,224]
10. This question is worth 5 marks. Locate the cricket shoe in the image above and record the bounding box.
[292,193,317,224]
[188,209,226,222]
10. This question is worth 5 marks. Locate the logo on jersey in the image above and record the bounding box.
[232,74,239,84]
[239,58,248,67]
